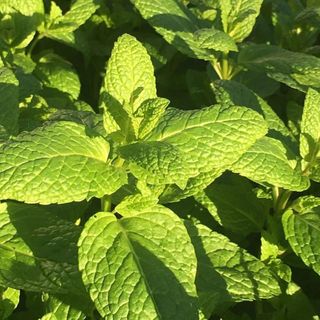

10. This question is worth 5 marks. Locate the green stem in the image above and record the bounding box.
[212,61,223,79]
[27,33,43,57]
[101,195,111,212]
[272,186,279,210]
[221,52,230,80]
[273,188,292,215]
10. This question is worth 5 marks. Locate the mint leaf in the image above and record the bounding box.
[282,209,320,276]
[194,28,238,52]
[132,0,216,60]
[187,222,281,317]
[119,141,188,188]
[43,294,89,320]
[41,313,58,320]
[0,121,126,204]
[135,97,169,139]
[212,80,291,137]
[300,89,320,179]
[0,67,19,136]
[231,137,309,191]
[160,168,224,203]
[0,202,85,295]
[101,34,157,138]
[219,0,263,42]
[115,194,158,217]
[195,174,268,235]
[291,195,320,213]
[78,207,198,319]
[34,53,80,99]
[239,44,320,92]
[0,287,19,319]
[0,0,44,48]
[147,105,267,176]
[44,0,99,44]
[102,33,156,113]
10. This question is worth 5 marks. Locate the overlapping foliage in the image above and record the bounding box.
[0,0,320,319]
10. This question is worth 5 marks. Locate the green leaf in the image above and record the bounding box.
[238,44,320,92]
[40,313,58,320]
[231,137,309,191]
[195,174,268,235]
[0,0,44,48]
[135,98,169,139]
[101,34,157,138]
[0,121,127,204]
[146,105,267,176]
[43,294,88,320]
[186,222,281,316]
[233,70,280,98]
[219,0,263,42]
[0,67,19,136]
[119,141,188,188]
[0,287,20,319]
[131,0,216,60]
[0,202,86,295]
[44,0,99,44]
[160,168,224,203]
[194,28,238,53]
[282,209,320,276]
[78,206,199,319]
[300,89,320,174]
[212,80,291,136]
[115,193,158,217]
[34,53,81,99]
[291,195,320,214]
[102,33,156,113]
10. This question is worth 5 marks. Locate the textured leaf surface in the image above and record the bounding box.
[187,222,281,317]
[119,141,188,188]
[212,80,290,136]
[45,0,98,41]
[219,0,263,42]
[194,28,238,52]
[147,105,267,176]
[0,202,85,294]
[231,137,309,191]
[0,121,126,204]
[300,88,320,163]
[115,194,158,217]
[160,169,224,203]
[43,294,87,320]
[239,44,320,92]
[195,174,267,235]
[0,67,19,136]
[0,0,44,48]
[34,54,80,99]
[78,207,198,319]
[102,33,156,115]
[132,0,216,60]
[291,195,320,214]
[282,209,320,275]
[135,98,169,139]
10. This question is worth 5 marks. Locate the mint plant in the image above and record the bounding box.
[0,0,320,319]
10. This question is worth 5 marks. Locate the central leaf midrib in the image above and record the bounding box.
[118,220,162,319]
[153,116,257,142]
